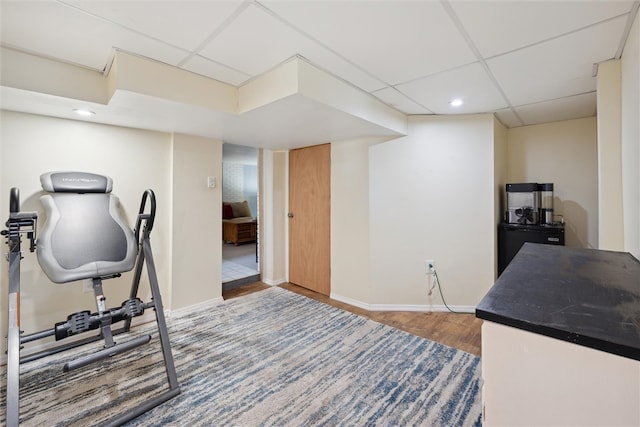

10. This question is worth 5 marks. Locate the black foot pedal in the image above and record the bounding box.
[123,298,145,317]
[55,311,91,340]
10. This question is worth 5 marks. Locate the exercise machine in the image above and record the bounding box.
[2,172,180,426]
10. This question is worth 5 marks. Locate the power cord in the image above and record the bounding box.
[428,267,465,314]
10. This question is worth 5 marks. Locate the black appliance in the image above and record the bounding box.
[498,223,565,275]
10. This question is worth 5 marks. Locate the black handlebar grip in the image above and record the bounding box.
[134,189,157,243]
[140,189,156,232]
[9,188,19,213]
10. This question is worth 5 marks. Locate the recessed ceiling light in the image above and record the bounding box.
[449,98,464,107]
[73,108,96,117]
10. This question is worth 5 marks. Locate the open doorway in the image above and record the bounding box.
[222,143,260,288]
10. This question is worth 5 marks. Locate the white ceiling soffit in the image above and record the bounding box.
[0,0,638,134]
[0,49,406,149]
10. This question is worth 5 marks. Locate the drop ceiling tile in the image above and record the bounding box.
[261,1,477,85]
[514,92,597,126]
[0,0,188,70]
[181,55,251,86]
[198,4,319,77]
[372,87,433,115]
[62,0,244,51]
[450,0,635,58]
[488,16,627,107]
[395,62,508,114]
[197,4,387,93]
[300,53,387,93]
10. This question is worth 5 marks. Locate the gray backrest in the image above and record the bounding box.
[37,172,137,283]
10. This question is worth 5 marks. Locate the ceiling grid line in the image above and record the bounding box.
[253,1,393,90]
[2,0,636,142]
[440,0,525,126]
[56,0,191,58]
[483,11,635,62]
[615,1,640,58]
[176,0,254,68]
[254,0,466,114]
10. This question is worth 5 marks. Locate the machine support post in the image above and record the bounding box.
[6,251,22,427]
[92,278,115,347]
[124,241,146,332]
[4,187,37,427]
[142,236,180,390]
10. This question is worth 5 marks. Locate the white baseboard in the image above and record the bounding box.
[263,277,287,286]
[330,293,372,310]
[372,304,476,313]
[167,296,224,318]
[330,293,475,313]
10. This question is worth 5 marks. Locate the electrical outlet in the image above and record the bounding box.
[425,259,435,275]
[83,280,93,293]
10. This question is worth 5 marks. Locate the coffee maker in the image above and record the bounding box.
[506,183,540,225]
[505,182,556,225]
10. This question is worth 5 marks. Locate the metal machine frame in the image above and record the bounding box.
[3,187,180,426]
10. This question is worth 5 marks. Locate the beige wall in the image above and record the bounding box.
[170,133,223,310]
[596,60,625,251]
[595,11,639,259]
[483,321,640,426]
[493,118,508,272]
[330,136,392,306]
[368,115,496,309]
[0,110,172,353]
[0,111,224,355]
[261,149,287,285]
[507,117,598,249]
[621,11,640,258]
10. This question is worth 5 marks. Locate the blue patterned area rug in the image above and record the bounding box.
[1,287,482,426]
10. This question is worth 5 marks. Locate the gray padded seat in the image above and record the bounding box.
[37,172,137,283]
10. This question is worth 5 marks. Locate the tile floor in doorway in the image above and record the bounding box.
[222,242,258,283]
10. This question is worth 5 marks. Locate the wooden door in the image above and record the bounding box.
[289,144,331,295]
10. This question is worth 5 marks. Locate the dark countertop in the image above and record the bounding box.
[476,243,640,361]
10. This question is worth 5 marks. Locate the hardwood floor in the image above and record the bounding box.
[223,282,482,356]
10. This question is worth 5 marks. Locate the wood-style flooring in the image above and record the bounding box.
[223,282,482,356]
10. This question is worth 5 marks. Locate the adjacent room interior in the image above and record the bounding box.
[221,143,260,287]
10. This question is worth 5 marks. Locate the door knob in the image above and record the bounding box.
[287,212,294,218]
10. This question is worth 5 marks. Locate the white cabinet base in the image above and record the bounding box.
[482,321,640,426]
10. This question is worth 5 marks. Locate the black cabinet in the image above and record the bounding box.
[498,223,565,275]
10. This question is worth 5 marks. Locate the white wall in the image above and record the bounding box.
[493,118,508,268]
[507,117,598,249]
[330,136,392,306]
[369,115,496,309]
[0,111,171,353]
[261,149,287,285]
[483,322,640,426]
[597,60,625,251]
[621,11,640,259]
[171,133,222,310]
